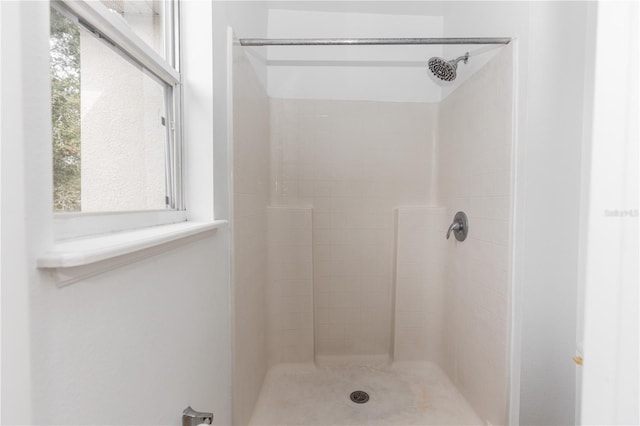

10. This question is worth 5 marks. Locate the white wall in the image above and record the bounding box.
[440,2,595,424]
[212,2,268,224]
[30,234,231,425]
[517,4,591,425]
[265,9,444,103]
[0,5,3,421]
[231,40,270,426]
[1,3,39,422]
[580,2,639,424]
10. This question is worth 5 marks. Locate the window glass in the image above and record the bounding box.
[100,0,168,60]
[51,6,170,213]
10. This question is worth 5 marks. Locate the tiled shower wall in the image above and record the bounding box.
[232,44,270,426]
[439,45,513,425]
[393,206,448,365]
[270,99,438,357]
[267,206,314,365]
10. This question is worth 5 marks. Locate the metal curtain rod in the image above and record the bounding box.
[239,37,511,46]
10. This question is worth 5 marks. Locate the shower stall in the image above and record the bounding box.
[231,8,514,425]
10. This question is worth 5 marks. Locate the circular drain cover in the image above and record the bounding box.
[350,390,369,404]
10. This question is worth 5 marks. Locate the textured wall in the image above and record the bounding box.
[438,44,513,425]
[81,15,166,212]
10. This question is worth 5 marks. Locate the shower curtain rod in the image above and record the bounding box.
[239,37,511,46]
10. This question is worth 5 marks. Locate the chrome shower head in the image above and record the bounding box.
[427,52,469,82]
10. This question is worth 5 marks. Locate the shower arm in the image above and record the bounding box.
[239,37,511,47]
[450,53,470,66]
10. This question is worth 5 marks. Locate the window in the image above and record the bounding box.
[50,0,182,221]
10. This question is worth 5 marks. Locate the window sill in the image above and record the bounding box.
[38,220,227,286]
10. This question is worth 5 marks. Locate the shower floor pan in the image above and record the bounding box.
[249,360,483,425]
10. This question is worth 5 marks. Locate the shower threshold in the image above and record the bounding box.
[249,360,483,425]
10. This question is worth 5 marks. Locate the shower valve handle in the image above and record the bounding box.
[446,221,461,239]
[446,212,469,241]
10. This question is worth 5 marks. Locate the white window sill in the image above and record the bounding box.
[38,220,227,286]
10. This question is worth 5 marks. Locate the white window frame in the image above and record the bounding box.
[51,0,186,241]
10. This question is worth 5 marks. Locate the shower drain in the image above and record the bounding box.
[350,390,370,404]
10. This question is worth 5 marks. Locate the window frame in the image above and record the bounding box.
[51,0,185,240]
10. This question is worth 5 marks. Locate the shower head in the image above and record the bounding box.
[427,52,469,82]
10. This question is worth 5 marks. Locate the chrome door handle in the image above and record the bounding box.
[446,211,468,241]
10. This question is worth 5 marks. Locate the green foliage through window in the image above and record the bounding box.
[50,7,81,212]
